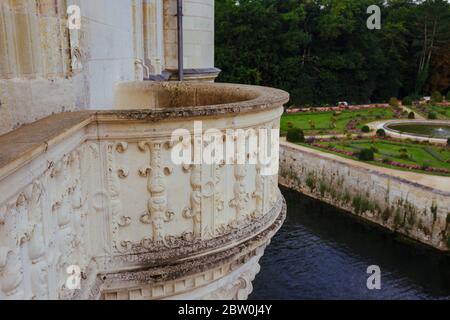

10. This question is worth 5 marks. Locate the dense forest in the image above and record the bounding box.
[215,0,450,106]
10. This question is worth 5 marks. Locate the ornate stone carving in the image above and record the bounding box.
[0,248,24,299]
[0,80,287,299]
[118,216,132,227]
[117,168,129,179]
[182,164,202,239]
[138,141,173,246]
[115,142,128,153]
[229,165,250,221]
[25,181,49,300]
[252,165,264,218]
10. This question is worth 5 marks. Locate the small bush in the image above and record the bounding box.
[376,129,386,137]
[358,148,375,161]
[382,157,391,164]
[402,96,413,106]
[394,208,403,227]
[399,153,409,160]
[421,161,431,170]
[408,112,415,119]
[361,125,370,133]
[447,138,450,147]
[389,97,399,108]
[286,128,305,143]
[428,111,438,120]
[431,91,443,103]
[382,207,392,221]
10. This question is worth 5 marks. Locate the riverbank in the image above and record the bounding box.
[251,187,450,300]
[279,140,450,251]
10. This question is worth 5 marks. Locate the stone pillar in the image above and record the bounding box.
[143,0,165,75]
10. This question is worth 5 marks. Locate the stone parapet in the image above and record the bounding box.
[0,82,289,300]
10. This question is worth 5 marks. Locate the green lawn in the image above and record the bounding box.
[305,139,450,175]
[281,108,395,135]
[409,104,450,119]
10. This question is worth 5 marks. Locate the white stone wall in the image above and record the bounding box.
[280,142,450,251]
[164,0,214,70]
[0,0,216,136]
[0,108,284,300]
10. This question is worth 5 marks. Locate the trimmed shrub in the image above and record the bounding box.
[361,125,370,133]
[358,148,375,161]
[428,111,438,120]
[286,128,305,143]
[389,97,399,108]
[402,96,413,106]
[376,128,386,137]
[408,112,415,119]
[421,161,431,170]
[431,91,443,103]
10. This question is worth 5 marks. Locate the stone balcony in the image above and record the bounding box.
[0,82,289,300]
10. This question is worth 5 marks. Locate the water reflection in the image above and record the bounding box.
[250,187,450,300]
[388,123,450,138]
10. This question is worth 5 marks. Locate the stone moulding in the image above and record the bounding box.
[0,82,289,300]
[97,196,286,300]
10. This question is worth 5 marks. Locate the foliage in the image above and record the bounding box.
[281,108,393,134]
[286,127,305,143]
[361,125,370,133]
[408,112,415,119]
[310,138,450,175]
[376,128,386,137]
[389,97,399,108]
[216,0,450,105]
[428,111,438,119]
[431,90,443,103]
[403,96,413,106]
[358,148,375,161]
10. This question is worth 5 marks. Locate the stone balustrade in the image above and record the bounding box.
[0,82,289,300]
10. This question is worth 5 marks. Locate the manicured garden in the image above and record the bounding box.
[299,137,450,176]
[281,107,395,135]
[409,104,450,120]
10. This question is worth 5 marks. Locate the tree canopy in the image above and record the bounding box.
[215,0,450,106]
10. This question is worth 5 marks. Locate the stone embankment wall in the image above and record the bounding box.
[280,142,450,251]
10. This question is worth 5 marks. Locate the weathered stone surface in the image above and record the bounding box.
[280,141,450,251]
[0,0,218,136]
[0,82,288,300]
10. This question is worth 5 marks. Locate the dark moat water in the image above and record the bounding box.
[250,187,450,300]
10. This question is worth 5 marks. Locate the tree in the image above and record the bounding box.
[215,0,450,106]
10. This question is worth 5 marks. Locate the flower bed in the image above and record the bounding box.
[286,104,390,114]
[304,136,450,175]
